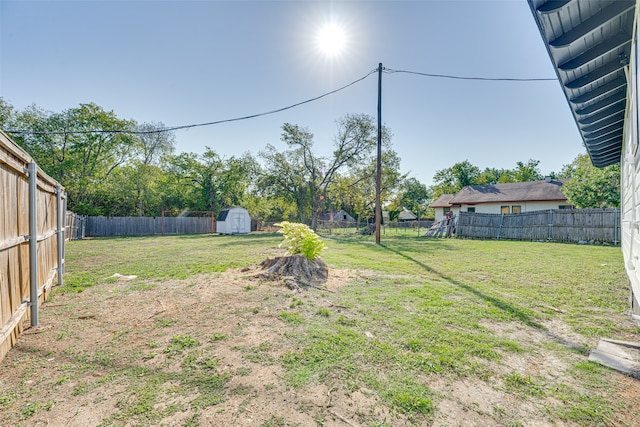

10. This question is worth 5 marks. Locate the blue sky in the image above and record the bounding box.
[0,0,584,186]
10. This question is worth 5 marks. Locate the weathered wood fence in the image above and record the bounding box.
[86,216,215,237]
[316,220,434,235]
[66,212,87,240]
[0,130,65,363]
[456,209,620,244]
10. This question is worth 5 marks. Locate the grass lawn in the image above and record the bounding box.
[1,233,638,426]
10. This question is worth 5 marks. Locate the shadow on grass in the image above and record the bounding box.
[380,243,590,354]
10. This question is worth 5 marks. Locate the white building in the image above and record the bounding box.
[528,0,639,314]
[216,207,251,235]
[430,180,572,221]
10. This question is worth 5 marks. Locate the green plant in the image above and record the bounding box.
[19,402,38,420]
[212,333,227,341]
[260,415,287,427]
[279,312,304,325]
[164,335,200,355]
[275,221,326,260]
[315,307,330,317]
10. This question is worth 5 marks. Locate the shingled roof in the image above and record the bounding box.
[449,180,568,205]
[430,194,457,208]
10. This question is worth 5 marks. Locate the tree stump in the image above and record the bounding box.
[259,254,328,286]
[360,224,376,235]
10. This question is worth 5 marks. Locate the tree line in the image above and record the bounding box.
[0,98,620,226]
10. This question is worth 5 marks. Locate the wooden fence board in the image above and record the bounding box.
[86,216,214,237]
[456,209,620,244]
[0,130,64,363]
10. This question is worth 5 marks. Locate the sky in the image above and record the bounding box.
[0,0,585,187]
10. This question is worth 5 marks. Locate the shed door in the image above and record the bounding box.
[232,213,242,233]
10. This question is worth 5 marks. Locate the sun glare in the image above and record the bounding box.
[317,23,346,56]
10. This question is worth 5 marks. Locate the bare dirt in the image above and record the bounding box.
[1,266,640,427]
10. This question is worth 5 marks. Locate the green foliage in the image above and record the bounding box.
[164,335,201,356]
[388,177,431,219]
[315,307,331,317]
[278,311,304,325]
[430,160,481,198]
[560,153,620,208]
[260,114,397,228]
[275,221,326,260]
[260,415,287,427]
[503,373,545,397]
[429,158,546,201]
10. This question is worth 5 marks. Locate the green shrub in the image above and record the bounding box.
[275,221,326,260]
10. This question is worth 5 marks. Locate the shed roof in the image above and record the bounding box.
[450,180,568,205]
[527,0,635,168]
[398,209,417,220]
[319,210,355,221]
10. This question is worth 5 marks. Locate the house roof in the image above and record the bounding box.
[319,210,354,221]
[398,209,417,220]
[449,180,568,205]
[430,194,457,208]
[527,0,635,168]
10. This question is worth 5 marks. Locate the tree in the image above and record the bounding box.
[0,97,15,129]
[429,159,548,201]
[329,147,405,223]
[513,159,543,182]
[258,143,311,222]
[260,113,384,229]
[430,160,481,199]
[130,122,175,216]
[10,103,136,214]
[161,148,256,214]
[477,167,514,184]
[387,177,430,219]
[560,153,620,208]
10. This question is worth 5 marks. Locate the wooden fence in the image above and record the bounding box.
[316,220,435,235]
[86,216,215,237]
[66,212,87,240]
[0,130,65,363]
[456,209,620,244]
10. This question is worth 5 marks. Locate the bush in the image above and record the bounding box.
[275,221,326,260]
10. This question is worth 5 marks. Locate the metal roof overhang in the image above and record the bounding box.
[527,0,636,168]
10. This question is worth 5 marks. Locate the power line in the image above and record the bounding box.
[5,68,379,136]
[4,65,558,137]
[383,68,557,82]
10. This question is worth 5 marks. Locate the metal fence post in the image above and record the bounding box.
[56,186,64,286]
[27,162,38,327]
[614,208,619,245]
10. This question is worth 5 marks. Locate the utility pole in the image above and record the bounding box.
[375,63,383,245]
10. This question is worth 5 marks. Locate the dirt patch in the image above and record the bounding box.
[0,267,639,426]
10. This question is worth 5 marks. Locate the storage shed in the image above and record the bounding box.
[216,207,251,235]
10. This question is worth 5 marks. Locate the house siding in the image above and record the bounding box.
[458,201,567,215]
[621,9,640,314]
[434,207,459,222]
